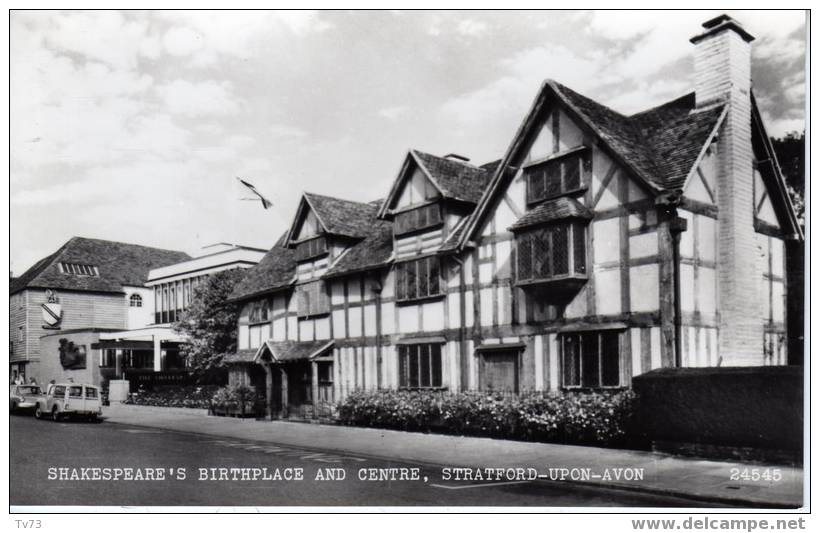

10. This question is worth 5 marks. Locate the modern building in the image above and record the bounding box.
[9,237,190,384]
[93,243,267,385]
[225,15,803,421]
[10,238,266,389]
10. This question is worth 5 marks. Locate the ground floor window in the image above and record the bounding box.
[561,330,621,388]
[398,344,443,389]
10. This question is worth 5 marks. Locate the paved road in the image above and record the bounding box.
[10,415,724,507]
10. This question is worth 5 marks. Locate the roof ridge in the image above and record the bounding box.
[67,235,190,256]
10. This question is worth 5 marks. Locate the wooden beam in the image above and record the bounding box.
[279,367,288,419]
[311,361,319,420]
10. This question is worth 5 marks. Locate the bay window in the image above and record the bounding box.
[395,255,442,302]
[525,147,588,205]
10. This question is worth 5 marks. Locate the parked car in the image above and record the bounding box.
[34,383,102,422]
[10,384,44,414]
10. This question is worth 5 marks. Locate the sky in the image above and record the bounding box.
[9,10,807,275]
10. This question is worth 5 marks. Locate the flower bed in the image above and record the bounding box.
[337,389,639,448]
[122,385,220,409]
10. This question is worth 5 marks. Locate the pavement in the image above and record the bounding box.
[101,403,804,508]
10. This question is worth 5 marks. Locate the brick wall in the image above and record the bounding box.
[694,28,763,365]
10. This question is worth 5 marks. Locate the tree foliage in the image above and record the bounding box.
[173,269,246,380]
[771,131,805,225]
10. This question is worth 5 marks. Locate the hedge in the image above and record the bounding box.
[123,384,221,409]
[337,389,637,447]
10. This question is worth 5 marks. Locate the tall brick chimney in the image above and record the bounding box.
[690,15,761,365]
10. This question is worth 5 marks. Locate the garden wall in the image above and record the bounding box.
[632,366,803,455]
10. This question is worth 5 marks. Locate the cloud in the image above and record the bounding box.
[163,26,205,57]
[156,79,241,117]
[269,124,309,140]
[32,11,161,70]
[457,19,488,37]
[378,106,410,120]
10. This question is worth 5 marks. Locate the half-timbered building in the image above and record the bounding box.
[226,15,803,419]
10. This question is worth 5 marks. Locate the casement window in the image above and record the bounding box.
[59,262,98,276]
[517,222,587,283]
[525,148,588,205]
[296,280,331,318]
[395,256,442,302]
[247,299,272,349]
[129,294,143,307]
[398,344,443,389]
[294,236,328,262]
[561,330,621,388]
[394,202,443,236]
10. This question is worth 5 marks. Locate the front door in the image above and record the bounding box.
[286,361,312,417]
[479,350,520,393]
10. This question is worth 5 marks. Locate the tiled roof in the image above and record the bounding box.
[10,237,190,295]
[509,197,593,231]
[324,223,394,279]
[223,349,258,364]
[260,340,334,362]
[412,151,495,204]
[304,192,381,239]
[227,233,297,302]
[550,81,725,191]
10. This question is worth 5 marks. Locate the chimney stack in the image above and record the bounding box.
[690,15,762,365]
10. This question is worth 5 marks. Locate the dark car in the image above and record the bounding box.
[10,384,45,414]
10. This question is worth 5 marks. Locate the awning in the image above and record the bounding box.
[509,196,592,232]
[255,339,334,364]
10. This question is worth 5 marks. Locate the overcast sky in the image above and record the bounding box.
[10,10,806,275]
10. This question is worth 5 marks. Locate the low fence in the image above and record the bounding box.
[632,366,803,460]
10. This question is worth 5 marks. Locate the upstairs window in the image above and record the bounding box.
[394,203,443,236]
[129,294,143,307]
[294,236,328,262]
[249,300,270,323]
[59,263,98,276]
[398,344,443,389]
[296,280,330,318]
[516,222,586,283]
[561,330,621,389]
[525,148,588,205]
[395,256,441,302]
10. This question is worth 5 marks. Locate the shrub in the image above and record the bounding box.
[337,389,637,447]
[210,384,259,416]
[122,385,220,409]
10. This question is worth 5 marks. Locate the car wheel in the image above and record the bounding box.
[34,405,43,420]
[51,406,61,422]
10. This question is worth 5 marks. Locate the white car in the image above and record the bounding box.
[34,383,102,422]
[10,384,44,413]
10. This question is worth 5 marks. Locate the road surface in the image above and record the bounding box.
[10,415,725,508]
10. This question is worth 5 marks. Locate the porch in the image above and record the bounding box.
[226,339,335,421]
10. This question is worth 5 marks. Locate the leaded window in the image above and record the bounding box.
[294,236,328,262]
[398,344,443,389]
[394,203,443,236]
[516,222,586,283]
[296,280,330,318]
[395,256,441,302]
[561,331,620,388]
[526,150,587,205]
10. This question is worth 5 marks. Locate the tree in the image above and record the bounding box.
[174,269,247,381]
[770,131,805,226]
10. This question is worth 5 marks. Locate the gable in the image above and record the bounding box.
[294,208,322,241]
[754,168,780,228]
[394,165,440,210]
[749,92,802,238]
[526,109,586,163]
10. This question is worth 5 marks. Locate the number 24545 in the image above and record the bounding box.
[730,468,782,482]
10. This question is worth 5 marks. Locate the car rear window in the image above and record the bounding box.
[85,387,98,398]
[69,386,83,398]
